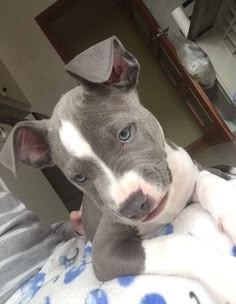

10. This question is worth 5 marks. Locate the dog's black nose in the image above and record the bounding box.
[119,190,151,220]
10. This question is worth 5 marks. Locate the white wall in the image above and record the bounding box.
[0,0,71,223]
[0,0,76,116]
[0,59,29,105]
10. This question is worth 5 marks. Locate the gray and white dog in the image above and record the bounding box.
[1,37,236,303]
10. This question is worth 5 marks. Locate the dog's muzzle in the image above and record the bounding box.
[119,190,151,220]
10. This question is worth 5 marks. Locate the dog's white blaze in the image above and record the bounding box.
[110,170,163,205]
[59,121,94,158]
[59,120,116,184]
[59,121,163,206]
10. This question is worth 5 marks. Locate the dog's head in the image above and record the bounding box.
[0,37,173,226]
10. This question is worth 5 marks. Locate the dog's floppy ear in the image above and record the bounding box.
[0,120,54,176]
[65,36,140,92]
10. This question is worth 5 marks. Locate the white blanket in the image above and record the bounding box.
[7,203,235,304]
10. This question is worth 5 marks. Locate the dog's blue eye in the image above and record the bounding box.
[119,126,132,142]
[74,174,87,183]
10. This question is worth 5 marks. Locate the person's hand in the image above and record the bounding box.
[70,210,86,236]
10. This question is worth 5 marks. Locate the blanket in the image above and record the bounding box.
[6,203,235,304]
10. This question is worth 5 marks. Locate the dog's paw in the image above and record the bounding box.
[218,204,236,244]
[195,171,236,244]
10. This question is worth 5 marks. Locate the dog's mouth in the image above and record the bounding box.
[142,192,168,222]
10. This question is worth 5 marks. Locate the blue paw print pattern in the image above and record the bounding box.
[59,255,75,268]
[141,293,167,304]
[59,248,79,268]
[117,275,135,287]
[84,245,92,259]
[154,223,174,238]
[64,261,86,284]
[85,289,108,304]
[19,272,45,303]
[44,296,51,304]
[232,246,236,257]
[159,224,174,236]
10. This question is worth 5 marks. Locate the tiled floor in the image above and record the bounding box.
[194,139,236,167]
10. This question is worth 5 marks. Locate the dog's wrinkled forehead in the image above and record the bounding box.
[49,84,164,172]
